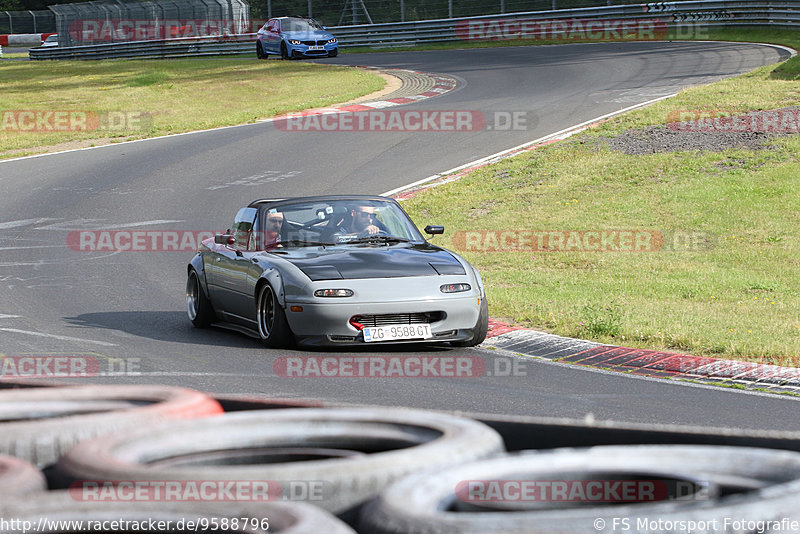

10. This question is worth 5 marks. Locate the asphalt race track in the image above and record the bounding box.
[1,41,798,431]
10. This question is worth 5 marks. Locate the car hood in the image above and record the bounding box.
[284,30,333,40]
[278,243,466,281]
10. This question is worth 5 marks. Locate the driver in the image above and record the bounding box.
[263,210,284,248]
[338,205,383,236]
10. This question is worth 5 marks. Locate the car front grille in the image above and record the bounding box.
[302,40,323,45]
[351,312,444,327]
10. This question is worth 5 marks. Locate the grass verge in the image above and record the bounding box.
[400,27,800,367]
[0,58,384,158]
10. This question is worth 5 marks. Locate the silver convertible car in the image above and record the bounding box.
[186,195,488,348]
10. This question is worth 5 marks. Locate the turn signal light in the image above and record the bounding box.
[440,283,471,293]
[314,289,354,297]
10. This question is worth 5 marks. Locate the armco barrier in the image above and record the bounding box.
[29,0,800,60]
[30,33,254,60]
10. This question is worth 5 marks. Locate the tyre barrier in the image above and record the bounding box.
[52,407,506,515]
[359,445,800,533]
[0,455,47,494]
[0,492,355,533]
[0,385,223,468]
[0,34,55,47]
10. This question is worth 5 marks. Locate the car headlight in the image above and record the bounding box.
[327,38,337,44]
[289,39,302,45]
[314,289,354,297]
[440,283,471,293]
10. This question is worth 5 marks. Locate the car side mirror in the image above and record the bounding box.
[425,225,444,235]
[215,233,235,246]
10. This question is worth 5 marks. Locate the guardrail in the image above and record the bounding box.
[30,33,255,60]
[29,0,800,60]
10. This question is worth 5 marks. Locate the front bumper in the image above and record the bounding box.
[289,43,338,58]
[284,295,481,347]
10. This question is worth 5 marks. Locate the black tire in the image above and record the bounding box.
[54,407,505,515]
[280,42,290,60]
[256,41,268,59]
[0,492,355,534]
[328,49,338,57]
[451,296,489,347]
[187,269,215,328]
[0,455,47,495]
[256,282,294,348]
[360,445,800,534]
[0,385,222,468]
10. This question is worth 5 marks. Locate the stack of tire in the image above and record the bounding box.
[0,382,798,533]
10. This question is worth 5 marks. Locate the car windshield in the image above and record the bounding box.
[282,19,322,32]
[260,198,424,248]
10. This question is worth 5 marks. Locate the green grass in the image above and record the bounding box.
[0,59,384,158]
[401,30,800,367]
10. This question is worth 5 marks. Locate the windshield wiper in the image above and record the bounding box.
[348,235,410,244]
[273,239,329,248]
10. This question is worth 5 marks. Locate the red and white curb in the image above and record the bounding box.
[261,69,458,122]
[483,321,800,394]
[0,33,55,47]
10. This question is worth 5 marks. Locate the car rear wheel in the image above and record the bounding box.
[256,42,267,59]
[186,269,215,328]
[257,282,294,348]
[451,297,489,347]
[280,42,290,60]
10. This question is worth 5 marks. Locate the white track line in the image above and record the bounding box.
[0,327,118,346]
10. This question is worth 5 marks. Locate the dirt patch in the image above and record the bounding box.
[601,107,799,155]
[604,127,779,154]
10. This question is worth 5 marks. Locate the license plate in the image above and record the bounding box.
[363,324,432,343]
[307,45,324,51]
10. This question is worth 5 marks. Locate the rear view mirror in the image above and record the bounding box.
[425,225,445,235]
[215,233,235,245]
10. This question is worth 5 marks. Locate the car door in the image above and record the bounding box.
[211,207,258,326]
[265,19,281,54]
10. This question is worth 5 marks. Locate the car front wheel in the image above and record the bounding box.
[280,42,291,60]
[256,282,294,348]
[187,269,215,328]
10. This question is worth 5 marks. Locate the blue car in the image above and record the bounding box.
[256,17,338,60]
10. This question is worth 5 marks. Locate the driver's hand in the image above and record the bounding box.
[365,224,381,235]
